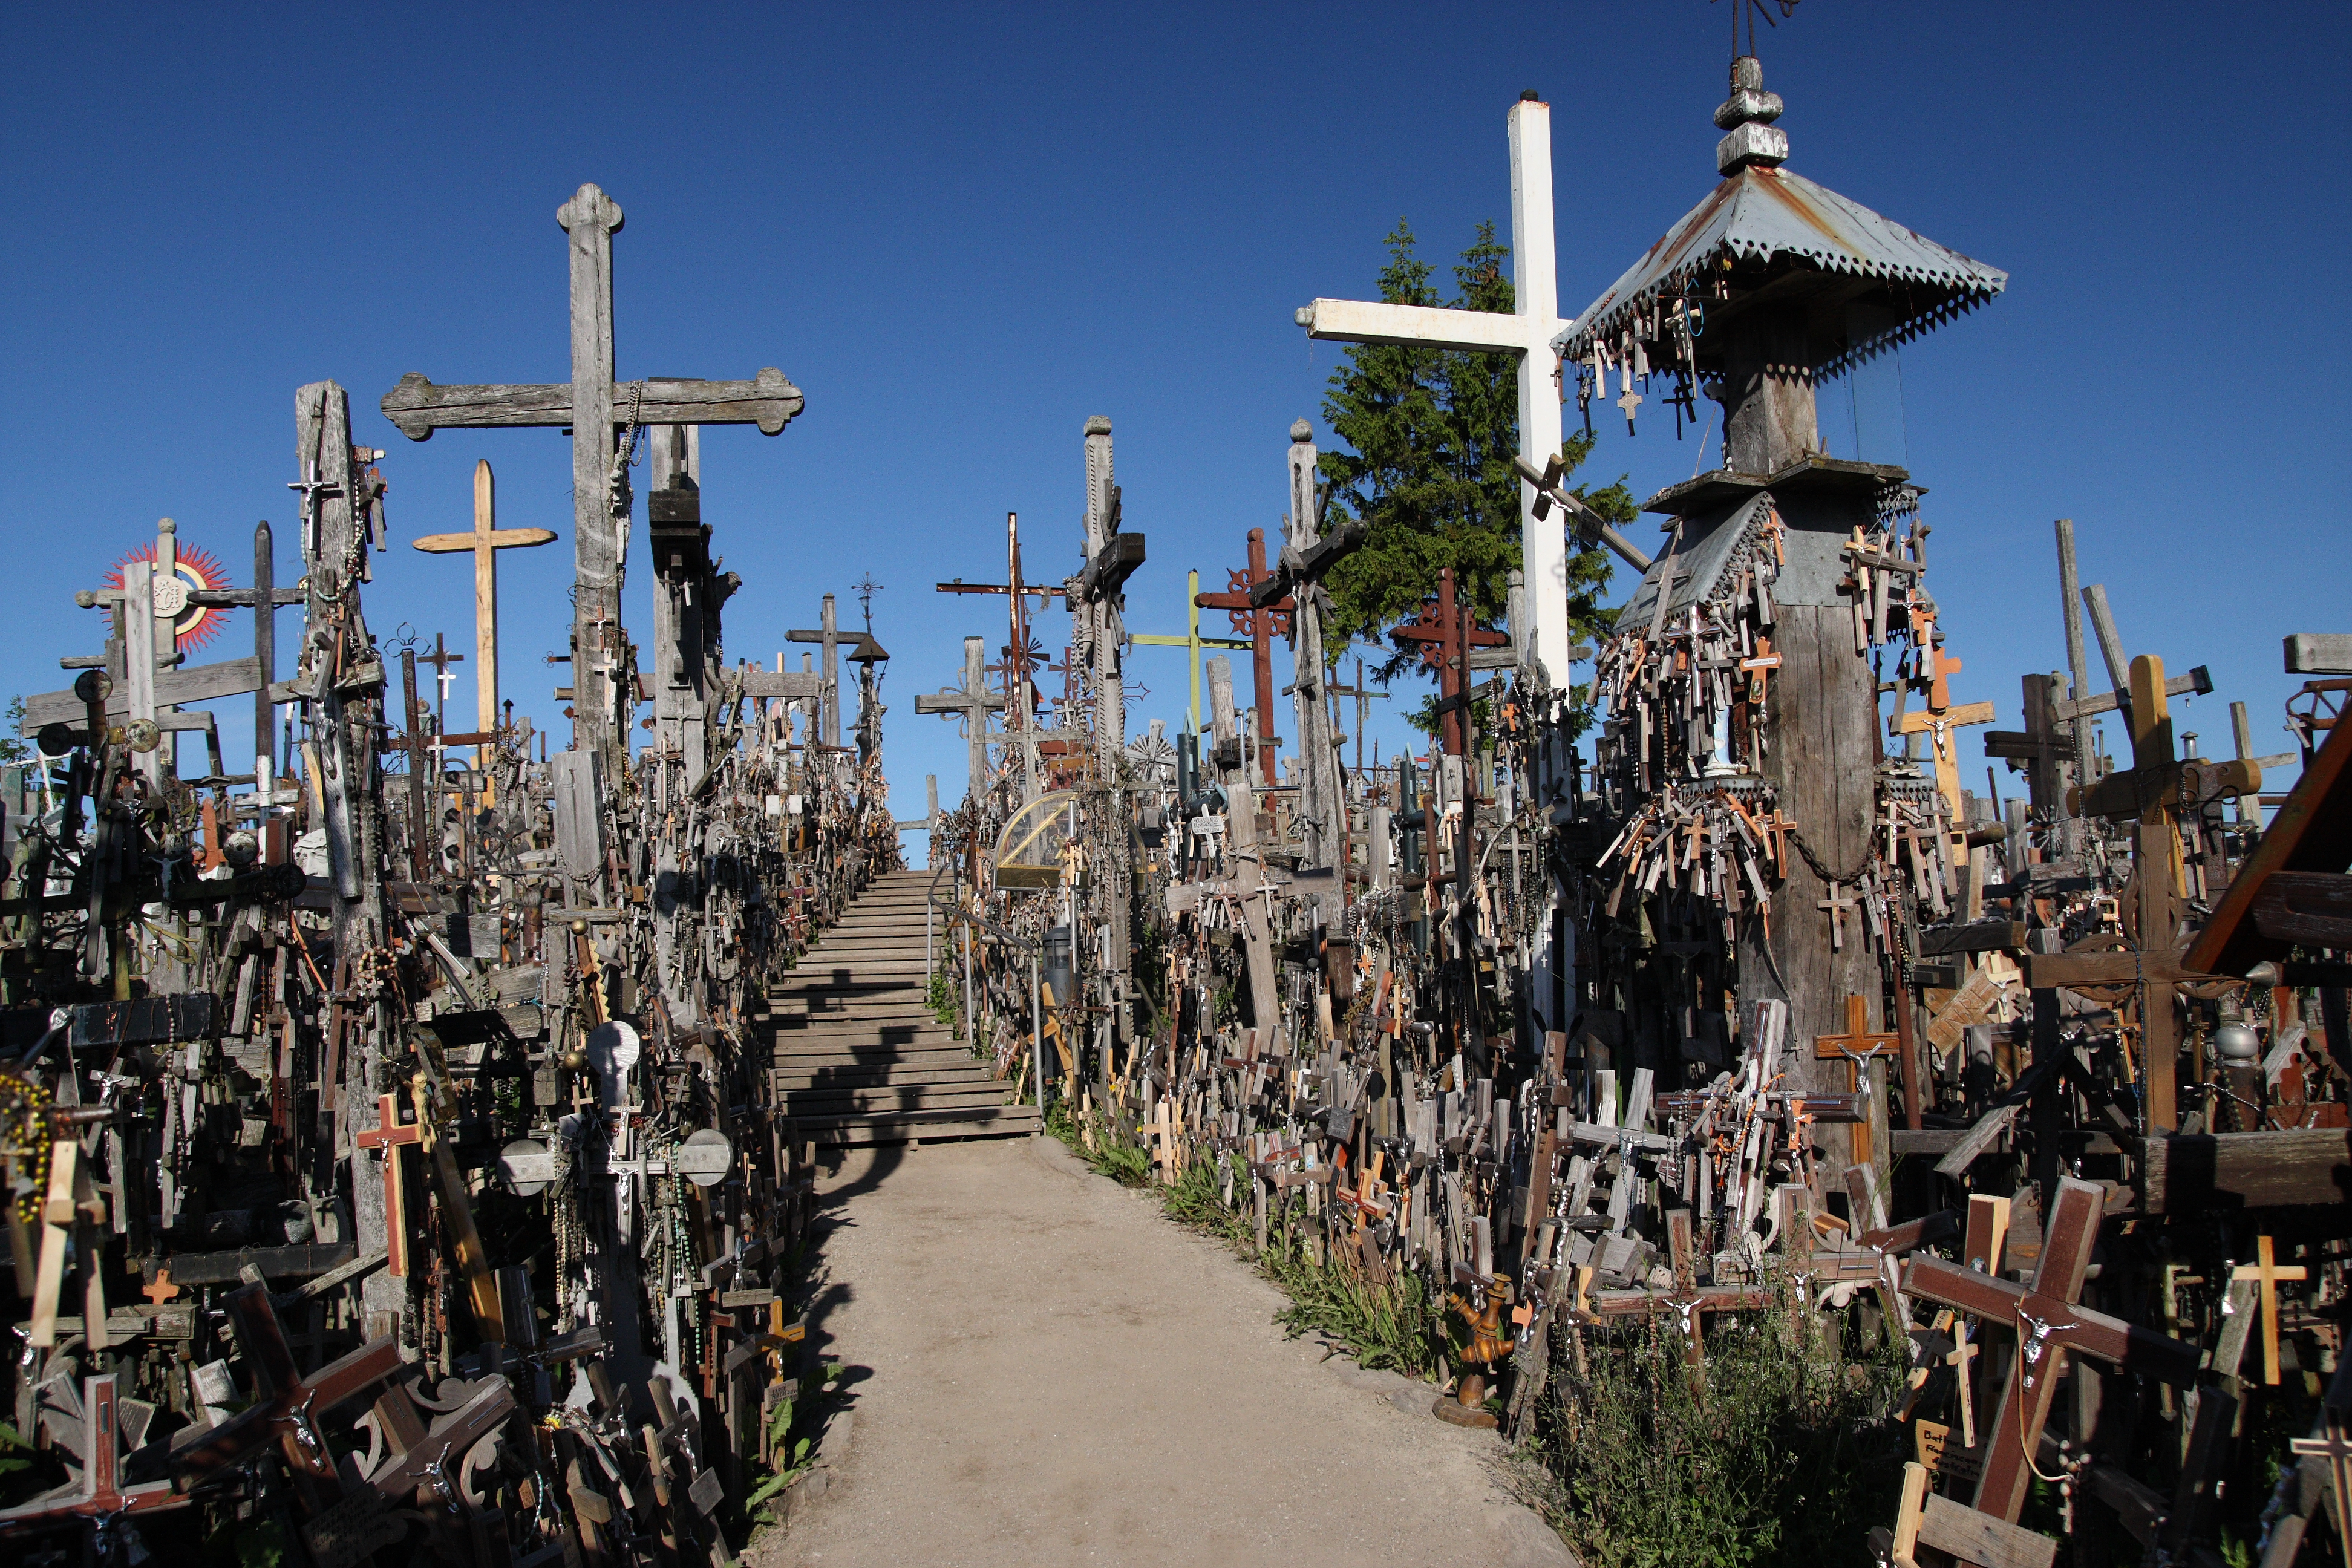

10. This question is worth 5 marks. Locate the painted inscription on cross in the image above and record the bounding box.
[1297,96,1573,684]
[381,183,803,768]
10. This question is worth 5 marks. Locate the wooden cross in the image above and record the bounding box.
[0,1375,190,1536]
[411,459,555,767]
[173,1283,404,1488]
[141,1267,178,1307]
[1983,671,2076,817]
[2036,654,2255,1129]
[1814,995,1900,1163]
[914,636,1008,804]
[1131,567,1250,736]
[1944,1323,1981,1450]
[29,1140,106,1350]
[2231,1234,2307,1386]
[352,1094,421,1279]
[1193,528,1294,785]
[1326,655,1392,775]
[381,182,803,766]
[787,592,848,749]
[1815,880,1858,950]
[1390,568,1508,761]
[2290,1414,2352,1565]
[1297,97,1573,682]
[1902,1175,2203,1522]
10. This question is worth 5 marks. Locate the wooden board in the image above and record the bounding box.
[2142,1128,2352,1213]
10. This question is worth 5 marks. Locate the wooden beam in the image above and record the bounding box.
[2143,1128,2352,1214]
[381,369,804,439]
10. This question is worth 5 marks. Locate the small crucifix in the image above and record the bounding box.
[411,459,556,768]
[1815,880,1858,949]
[419,633,465,759]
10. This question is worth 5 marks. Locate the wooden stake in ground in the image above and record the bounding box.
[2232,1235,2307,1387]
[411,459,555,768]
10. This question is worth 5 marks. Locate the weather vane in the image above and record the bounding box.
[1713,0,1798,60]
[852,573,884,632]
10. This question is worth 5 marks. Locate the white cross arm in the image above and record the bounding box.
[381,368,805,440]
[1295,299,1566,358]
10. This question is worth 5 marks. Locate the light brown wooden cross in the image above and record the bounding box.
[1814,996,1900,1163]
[140,1267,178,1307]
[412,459,556,765]
[2290,1415,2352,1564]
[1816,880,1858,949]
[1944,1323,1981,1449]
[2232,1235,2307,1387]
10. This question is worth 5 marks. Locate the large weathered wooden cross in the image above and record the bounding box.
[0,1374,189,1537]
[381,183,803,768]
[1812,996,1900,1165]
[352,1094,420,1279]
[1296,96,1572,685]
[411,459,555,767]
[1194,529,1293,786]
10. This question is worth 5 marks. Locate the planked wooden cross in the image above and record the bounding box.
[1813,995,1900,1165]
[411,459,555,768]
[1903,1175,2203,1522]
[173,1283,405,1489]
[381,183,803,766]
[1296,96,1573,683]
[2231,1235,2307,1387]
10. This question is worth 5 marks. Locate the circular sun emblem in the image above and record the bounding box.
[105,541,235,653]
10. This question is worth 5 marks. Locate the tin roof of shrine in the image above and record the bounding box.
[1555,60,2006,378]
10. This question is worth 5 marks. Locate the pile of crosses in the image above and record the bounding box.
[914,54,2352,1567]
[0,187,903,1566]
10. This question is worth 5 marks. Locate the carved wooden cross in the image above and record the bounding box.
[352,1094,421,1279]
[1814,880,1858,950]
[381,183,803,765]
[411,459,555,766]
[2231,1235,2307,1387]
[1903,1176,2202,1521]
[1194,528,1293,785]
[1297,97,1573,681]
[1391,568,1508,762]
[915,636,1009,803]
[1813,996,1900,1163]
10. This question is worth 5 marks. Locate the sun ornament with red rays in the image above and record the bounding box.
[104,540,235,653]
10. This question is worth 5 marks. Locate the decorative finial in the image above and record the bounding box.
[1714,56,1788,175]
[1290,420,1312,443]
[157,517,177,535]
[1084,416,1112,436]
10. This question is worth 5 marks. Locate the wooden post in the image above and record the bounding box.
[1208,656,1281,1036]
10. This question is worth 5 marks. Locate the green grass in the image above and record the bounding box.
[1520,1280,1906,1568]
[1263,1229,1446,1377]
[1045,1095,1155,1186]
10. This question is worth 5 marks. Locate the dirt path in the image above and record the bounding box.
[754,1134,1572,1568]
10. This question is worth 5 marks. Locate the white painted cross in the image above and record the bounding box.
[1294,97,1572,688]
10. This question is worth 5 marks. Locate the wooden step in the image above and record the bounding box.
[769,1045,981,1068]
[771,1024,955,1048]
[791,1103,1042,1146]
[780,1085,1011,1115]
[770,1064,993,1090]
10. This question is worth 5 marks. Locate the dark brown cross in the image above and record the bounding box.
[419,633,465,750]
[1193,528,1293,785]
[1984,671,2076,817]
[353,1094,422,1279]
[1390,567,1507,760]
[0,1374,191,1535]
[172,1283,405,1490]
[1902,1175,2203,1521]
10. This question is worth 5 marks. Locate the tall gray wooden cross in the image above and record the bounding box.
[1295,97,1570,685]
[381,183,804,771]
[787,594,846,748]
[915,636,1006,805]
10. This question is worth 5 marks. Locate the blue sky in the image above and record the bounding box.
[2,3,2343,861]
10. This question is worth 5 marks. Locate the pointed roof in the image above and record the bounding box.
[1558,166,2007,375]
[1555,56,2005,380]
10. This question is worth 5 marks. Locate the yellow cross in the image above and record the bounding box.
[412,460,557,767]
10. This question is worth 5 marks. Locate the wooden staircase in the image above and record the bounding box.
[770,868,1039,1146]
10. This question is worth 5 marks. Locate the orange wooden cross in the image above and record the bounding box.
[1815,995,1900,1164]
[2232,1235,2308,1386]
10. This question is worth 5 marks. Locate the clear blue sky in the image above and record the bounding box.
[3,3,2343,861]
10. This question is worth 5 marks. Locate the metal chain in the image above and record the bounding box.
[1780,819,1878,890]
